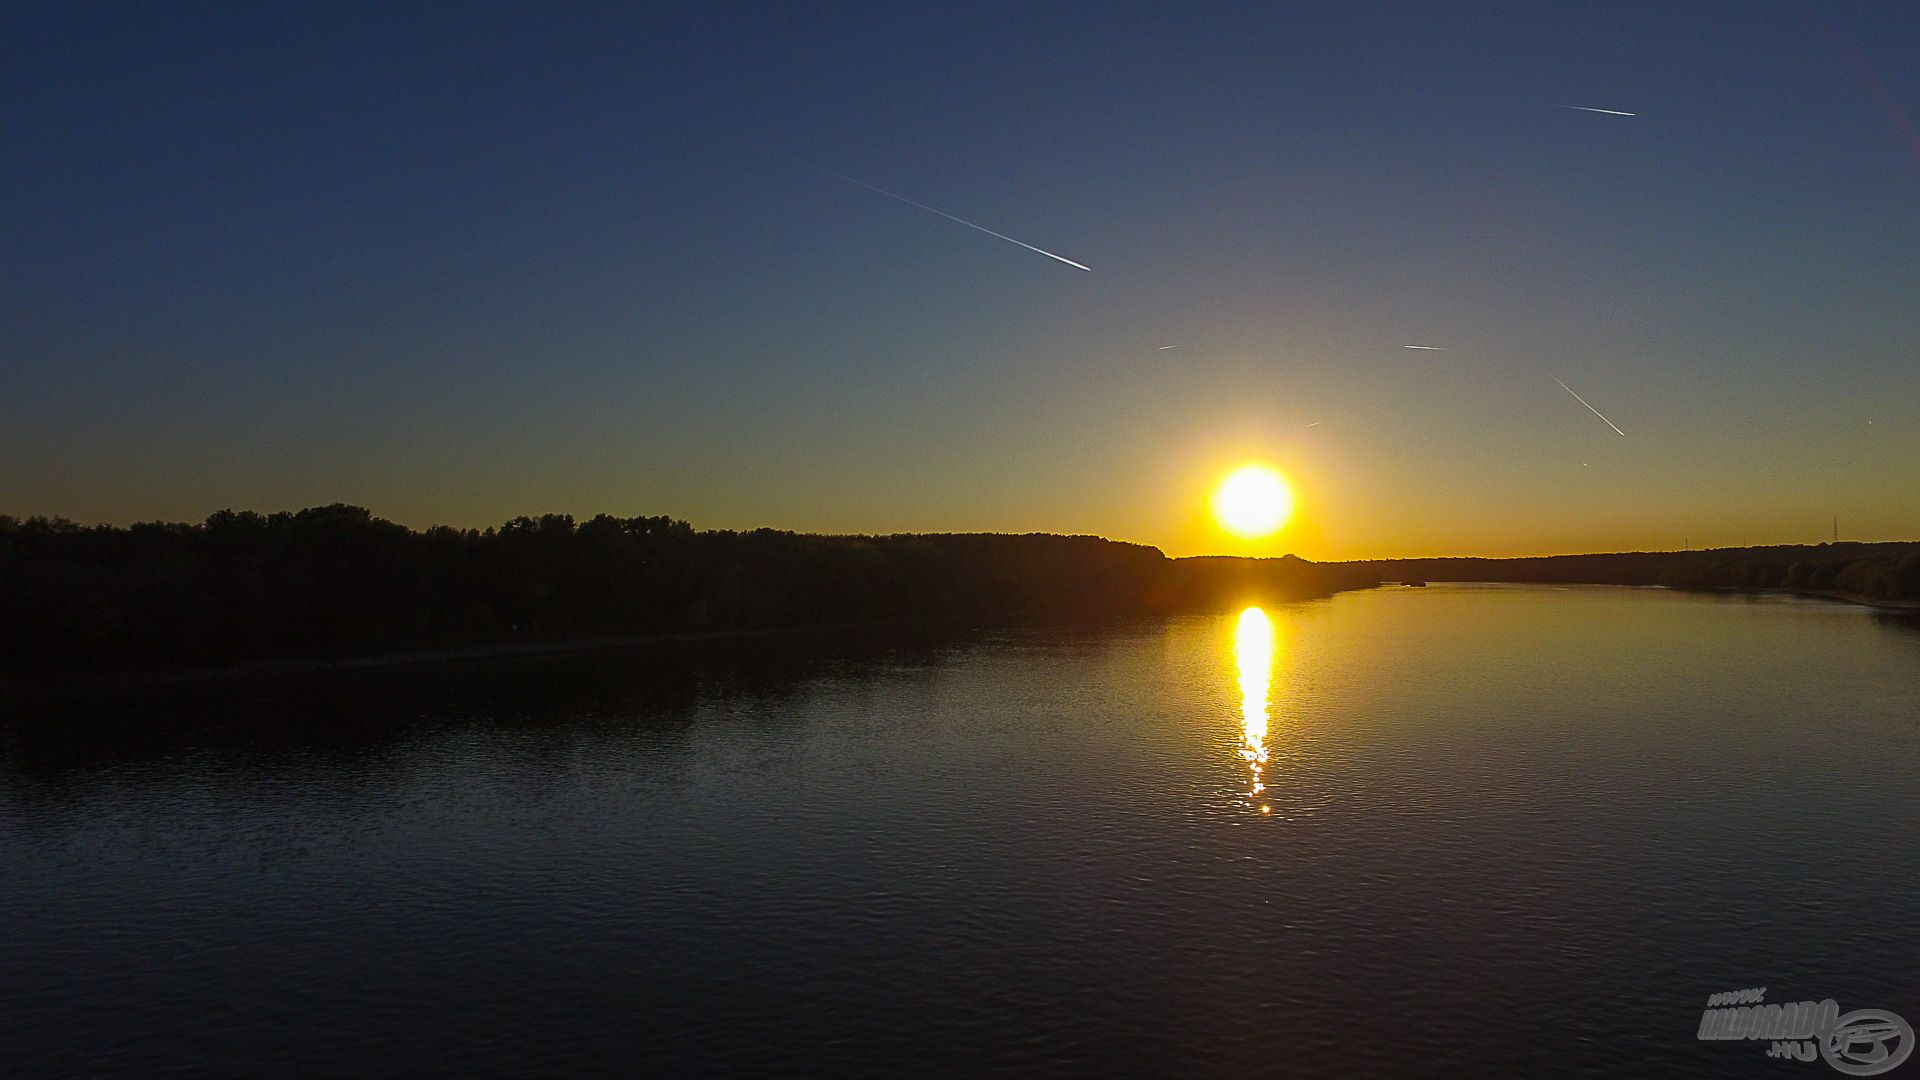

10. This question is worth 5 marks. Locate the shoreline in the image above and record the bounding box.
[0,617,950,697]
[1748,588,1920,613]
[1392,580,1920,613]
[8,580,1916,696]
[0,592,1360,696]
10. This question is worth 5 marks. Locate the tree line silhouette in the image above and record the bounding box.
[0,506,1375,671]
[1363,543,1920,600]
[5,506,1914,673]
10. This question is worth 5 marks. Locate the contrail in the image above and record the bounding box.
[811,166,1091,271]
[1555,378,1627,437]
[1158,344,1183,350]
[1557,105,1636,116]
[1403,344,1447,350]
[1305,421,1323,428]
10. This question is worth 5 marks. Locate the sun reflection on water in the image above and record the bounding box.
[1234,606,1275,813]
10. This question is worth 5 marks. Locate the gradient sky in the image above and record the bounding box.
[4,2,1917,559]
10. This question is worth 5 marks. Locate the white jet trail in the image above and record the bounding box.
[1555,378,1627,437]
[1557,105,1636,116]
[1158,344,1183,350]
[1305,421,1323,428]
[1403,344,1447,350]
[813,166,1091,271]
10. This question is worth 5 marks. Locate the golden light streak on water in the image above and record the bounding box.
[1234,606,1275,813]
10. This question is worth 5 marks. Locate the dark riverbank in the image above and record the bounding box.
[0,507,1376,674]
[0,622,879,696]
[8,506,1917,675]
[0,610,1148,695]
[1790,589,1920,612]
[1353,542,1920,606]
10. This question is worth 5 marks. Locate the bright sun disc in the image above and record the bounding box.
[1213,465,1294,538]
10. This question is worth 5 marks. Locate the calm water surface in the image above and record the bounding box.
[3,585,1917,1077]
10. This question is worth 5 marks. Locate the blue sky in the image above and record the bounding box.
[4,2,1917,557]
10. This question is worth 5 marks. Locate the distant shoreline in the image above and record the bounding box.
[1747,588,1920,613]
[1355,543,1920,610]
[1415,581,1920,613]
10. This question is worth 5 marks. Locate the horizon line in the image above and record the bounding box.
[3,503,1903,565]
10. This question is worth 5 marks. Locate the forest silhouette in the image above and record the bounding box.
[2,505,1915,672]
[0,506,1369,671]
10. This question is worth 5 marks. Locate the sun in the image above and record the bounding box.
[1213,464,1294,539]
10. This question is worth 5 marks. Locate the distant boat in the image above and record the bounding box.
[1398,580,1428,588]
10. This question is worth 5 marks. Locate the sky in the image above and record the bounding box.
[3,1,1917,559]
